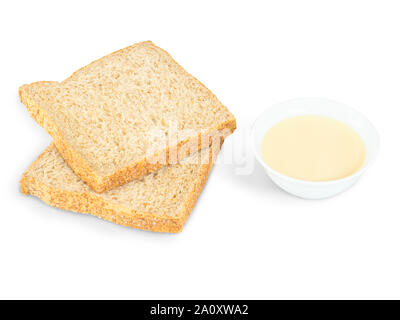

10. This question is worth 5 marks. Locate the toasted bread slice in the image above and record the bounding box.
[19,41,236,192]
[21,144,219,233]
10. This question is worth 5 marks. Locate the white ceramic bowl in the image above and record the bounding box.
[251,98,379,199]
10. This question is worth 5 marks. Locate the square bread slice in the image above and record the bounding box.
[21,144,220,233]
[19,41,236,192]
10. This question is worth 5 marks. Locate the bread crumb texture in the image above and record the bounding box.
[21,144,218,233]
[19,41,236,192]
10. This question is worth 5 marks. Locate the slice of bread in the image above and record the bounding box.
[19,41,236,192]
[21,144,219,233]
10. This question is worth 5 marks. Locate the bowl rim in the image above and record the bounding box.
[251,97,380,186]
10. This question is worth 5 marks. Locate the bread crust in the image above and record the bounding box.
[20,144,216,233]
[19,41,236,193]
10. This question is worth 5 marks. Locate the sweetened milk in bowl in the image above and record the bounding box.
[251,98,379,199]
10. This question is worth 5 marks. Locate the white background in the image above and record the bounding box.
[0,0,399,300]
